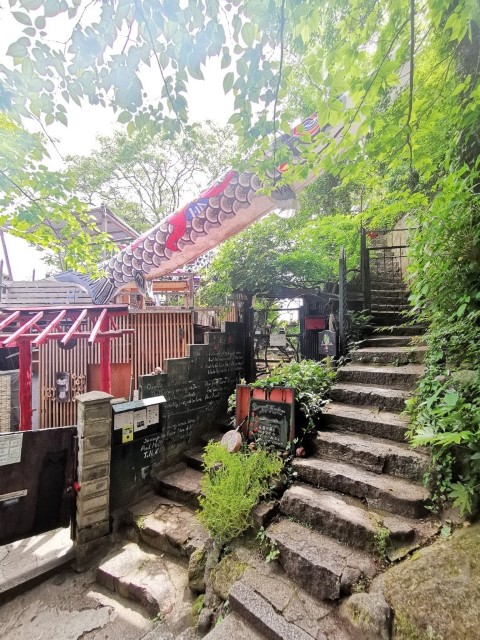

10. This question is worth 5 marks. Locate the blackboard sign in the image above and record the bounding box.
[319,330,337,356]
[248,398,293,448]
[110,431,163,511]
[140,322,244,445]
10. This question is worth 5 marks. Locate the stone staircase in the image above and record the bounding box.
[94,432,221,638]
[206,324,436,639]
[96,324,436,639]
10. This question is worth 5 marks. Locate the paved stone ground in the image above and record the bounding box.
[0,563,174,640]
[0,528,75,595]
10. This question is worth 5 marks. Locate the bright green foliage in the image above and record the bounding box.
[197,441,283,545]
[252,359,336,430]
[0,114,113,272]
[67,121,235,231]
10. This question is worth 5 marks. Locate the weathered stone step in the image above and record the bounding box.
[330,382,410,412]
[227,559,354,640]
[97,542,194,627]
[371,287,408,296]
[203,612,267,640]
[337,363,423,389]
[363,335,417,348]
[350,346,426,365]
[183,448,204,471]
[236,560,351,639]
[369,281,407,291]
[229,581,314,640]
[200,430,223,445]
[370,312,409,326]
[322,402,408,442]
[293,458,428,518]
[373,324,425,336]
[371,304,410,314]
[280,484,415,551]
[266,519,379,601]
[155,465,202,509]
[127,494,209,558]
[315,430,429,480]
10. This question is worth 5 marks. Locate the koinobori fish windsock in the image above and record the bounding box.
[54,111,345,304]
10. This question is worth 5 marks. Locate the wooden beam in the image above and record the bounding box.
[32,309,67,346]
[61,308,88,344]
[3,311,44,346]
[88,308,108,344]
[0,310,20,332]
[99,315,111,393]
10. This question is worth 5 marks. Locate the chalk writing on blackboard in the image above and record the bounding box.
[248,399,292,447]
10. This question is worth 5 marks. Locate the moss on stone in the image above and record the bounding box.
[381,523,480,640]
[211,551,248,601]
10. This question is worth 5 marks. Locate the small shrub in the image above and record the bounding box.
[256,526,280,563]
[192,594,205,616]
[197,442,283,545]
[252,358,336,432]
[373,526,391,562]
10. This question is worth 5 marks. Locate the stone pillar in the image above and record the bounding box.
[75,390,113,571]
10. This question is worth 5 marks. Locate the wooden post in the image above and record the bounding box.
[99,316,111,394]
[243,293,256,383]
[18,339,32,430]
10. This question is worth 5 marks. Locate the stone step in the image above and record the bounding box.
[127,494,209,558]
[200,430,224,445]
[373,324,426,336]
[315,430,429,480]
[97,542,194,626]
[229,581,314,640]
[370,290,409,298]
[330,382,410,412]
[337,363,424,389]
[228,560,354,640]
[350,346,426,365]
[371,304,410,313]
[363,335,417,348]
[266,519,379,601]
[363,324,426,336]
[369,281,407,291]
[370,312,408,326]
[154,465,202,509]
[183,448,204,471]
[322,403,408,443]
[293,458,428,518]
[202,613,267,640]
[280,484,415,551]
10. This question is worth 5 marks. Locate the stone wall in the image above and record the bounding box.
[75,391,112,570]
[109,322,244,511]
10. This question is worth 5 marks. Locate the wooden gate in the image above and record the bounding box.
[0,427,76,545]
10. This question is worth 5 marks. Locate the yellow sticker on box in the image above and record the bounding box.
[122,425,134,444]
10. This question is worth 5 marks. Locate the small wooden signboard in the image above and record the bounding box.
[319,330,337,356]
[236,384,295,448]
[248,398,292,448]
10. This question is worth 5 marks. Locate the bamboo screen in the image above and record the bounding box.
[39,310,194,428]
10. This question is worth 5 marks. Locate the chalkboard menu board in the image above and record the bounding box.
[140,322,244,445]
[248,398,293,448]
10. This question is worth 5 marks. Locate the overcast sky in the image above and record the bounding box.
[0,3,233,279]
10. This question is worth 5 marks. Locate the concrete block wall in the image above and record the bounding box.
[75,390,113,570]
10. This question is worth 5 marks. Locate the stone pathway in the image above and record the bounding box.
[0,527,74,597]
[0,564,165,640]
